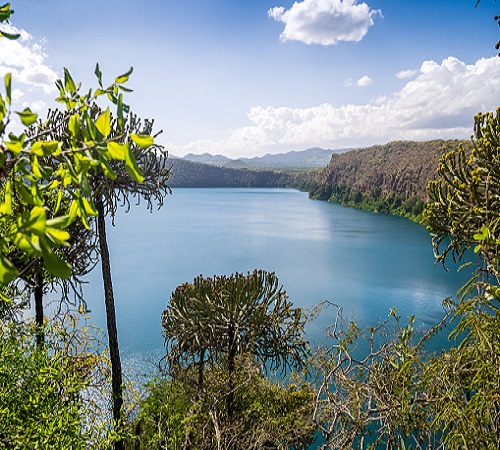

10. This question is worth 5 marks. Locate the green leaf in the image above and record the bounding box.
[46,227,70,244]
[4,72,11,105]
[46,215,71,229]
[15,107,37,126]
[117,93,124,129]
[0,255,18,285]
[0,180,12,214]
[5,139,23,154]
[115,67,133,84]
[40,237,72,279]
[99,154,117,180]
[118,85,133,93]
[27,206,47,235]
[95,108,111,138]
[94,63,103,87]
[125,145,144,182]
[107,141,127,160]
[30,141,60,156]
[63,68,77,94]
[0,30,20,40]
[68,113,80,140]
[130,133,154,149]
[92,88,105,98]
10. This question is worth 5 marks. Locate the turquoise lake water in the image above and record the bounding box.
[81,187,472,374]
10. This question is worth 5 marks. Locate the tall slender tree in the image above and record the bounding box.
[31,88,170,447]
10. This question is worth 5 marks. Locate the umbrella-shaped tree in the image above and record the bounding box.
[162,269,309,423]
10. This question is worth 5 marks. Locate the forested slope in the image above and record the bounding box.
[169,158,310,188]
[309,139,472,218]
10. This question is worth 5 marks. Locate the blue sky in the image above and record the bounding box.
[2,0,500,157]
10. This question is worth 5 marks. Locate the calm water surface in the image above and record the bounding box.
[82,188,471,370]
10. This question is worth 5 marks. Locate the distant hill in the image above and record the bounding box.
[309,139,472,218]
[182,153,232,166]
[180,147,347,171]
[168,158,306,188]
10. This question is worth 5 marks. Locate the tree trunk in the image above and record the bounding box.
[197,348,205,397]
[95,196,124,450]
[34,269,44,348]
[226,324,236,424]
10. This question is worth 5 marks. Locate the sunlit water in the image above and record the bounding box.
[77,188,471,378]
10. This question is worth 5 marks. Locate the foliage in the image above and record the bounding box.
[311,304,445,450]
[312,109,500,449]
[161,270,311,446]
[422,107,500,448]
[0,71,153,289]
[0,316,111,449]
[133,356,316,450]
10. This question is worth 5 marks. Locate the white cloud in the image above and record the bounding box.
[0,25,58,93]
[356,75,372,86]
[23,99,46,112]
[170,56,500,158]
[268,0,382,46]
[396,69,417,79]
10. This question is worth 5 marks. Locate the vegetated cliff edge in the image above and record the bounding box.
[308,139,472,219]
[168,139,471,220]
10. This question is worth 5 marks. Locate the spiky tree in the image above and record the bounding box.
[162,269,309,424]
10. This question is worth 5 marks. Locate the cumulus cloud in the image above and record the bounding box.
[268,0,382,45]
[356,75,372,86]
[396,69,417,79]
[0,25,58,93]
[170,56,500,158]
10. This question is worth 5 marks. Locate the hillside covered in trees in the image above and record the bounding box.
[308,139,472,218]
[168,157,309,188]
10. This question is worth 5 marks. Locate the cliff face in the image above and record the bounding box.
[309,139,472,217]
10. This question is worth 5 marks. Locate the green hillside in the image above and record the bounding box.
[308,139,472,219]
[168,158,293,188]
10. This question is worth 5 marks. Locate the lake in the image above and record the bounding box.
[82,188,471,374]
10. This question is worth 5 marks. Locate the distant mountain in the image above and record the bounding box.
[169,139,470,221]
[241,147,346,170]
[182,153,232,166]
[180,148,347,171]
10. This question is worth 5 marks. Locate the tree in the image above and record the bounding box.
[0,315,111,449]
[422,108,500,447]
[162,270,309,436]
[33,103,171,448]
[0,6,167,445]
[310,109,500,449]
